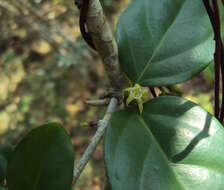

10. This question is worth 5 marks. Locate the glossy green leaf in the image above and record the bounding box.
[7,123,74,190]
[117,0,215,86]
[105,96,224,190]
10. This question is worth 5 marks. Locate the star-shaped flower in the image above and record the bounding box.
[122,83,148,114]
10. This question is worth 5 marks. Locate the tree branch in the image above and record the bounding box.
[72,97,118,185]
[72,0,128,186]
[75,0,128,94]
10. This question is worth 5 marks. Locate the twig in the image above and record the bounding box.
[149,87,157,98]
[202,0,220,118]
[72,97,118,185]
[85,98,110,106]
[202,0,224,121]
[216,1,224,122]
[220,44,224,123]
[211,0,222,121]
[103,176,111,190]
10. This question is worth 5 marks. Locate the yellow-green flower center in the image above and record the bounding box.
[122,83,148,114]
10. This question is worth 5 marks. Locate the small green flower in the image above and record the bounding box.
[122,83,148,114]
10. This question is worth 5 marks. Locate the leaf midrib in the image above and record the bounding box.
[137,115,187,190]
[136,1,187,83]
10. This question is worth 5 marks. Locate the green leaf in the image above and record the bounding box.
[7,123,74,190]
[117,0,215,86]
[105,96,224,190]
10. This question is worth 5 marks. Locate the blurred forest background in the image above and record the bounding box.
[0,0,215,189]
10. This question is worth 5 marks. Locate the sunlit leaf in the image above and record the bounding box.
[117,0,215,86]
[105,96,224,190]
